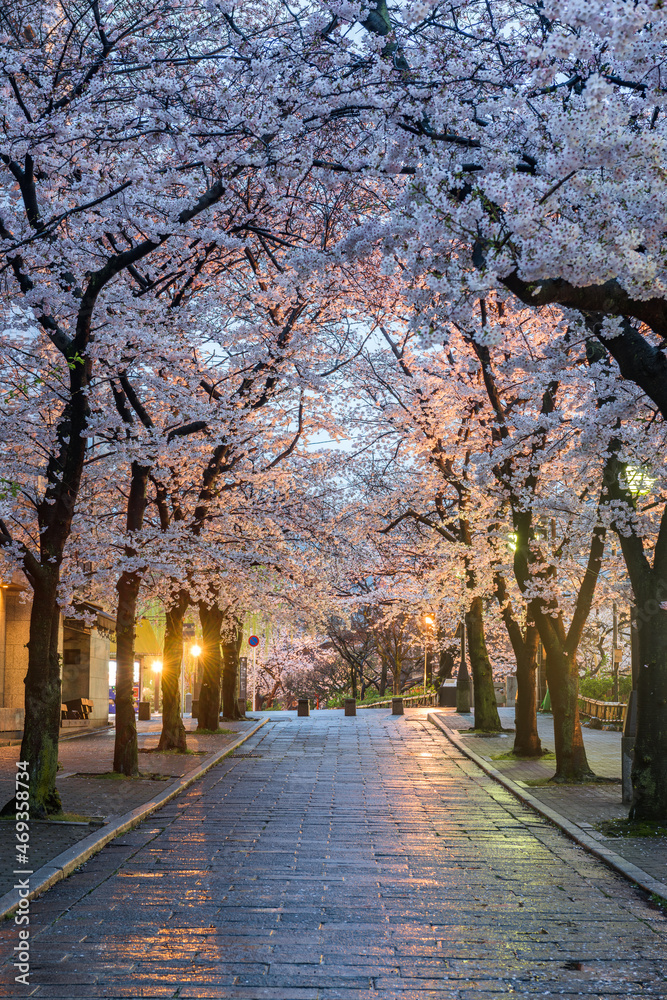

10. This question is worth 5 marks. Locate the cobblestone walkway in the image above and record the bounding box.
[1,711,665,998]
[0,719,257,897]
[434,708,667,887]
[440,707,623,779]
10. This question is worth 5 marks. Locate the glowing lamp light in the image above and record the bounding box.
[152,660,162,672]
[190,644,202,657]
[424,614,435,625]
[626,464,656,497]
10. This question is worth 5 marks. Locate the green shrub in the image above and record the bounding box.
[579,673,632,703]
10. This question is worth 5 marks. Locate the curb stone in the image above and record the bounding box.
[427,711,667,904]
[0,717,268,920]
[1,723,115,749]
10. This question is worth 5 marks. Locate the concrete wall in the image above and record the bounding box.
[62,626,110,722]
[89,629,110,721]
[0,589,110,731]
[505,675,518,704]
[3,590,31,712]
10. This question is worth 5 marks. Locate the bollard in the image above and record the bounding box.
[438,682,457,708]
[297,698,310,717]
[391,697,404,716]
[138,701,151,721]
[344,698,356,717]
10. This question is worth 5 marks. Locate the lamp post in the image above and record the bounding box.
[612,601,620,702]
[423,614,435,693]
[151,660,162,714]
[248,635,260,710]
[189,644,201,715]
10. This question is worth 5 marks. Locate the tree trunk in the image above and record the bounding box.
[494,573,541,755]
[113,572,140,775]
[513,516,598,780]
[631,606,667,820]
[466,597,501,731]
[541,635,592,781]
[425,649,432,686]
[198,601,223,732]
[456,621,471,713]
[221,618,243,719]
[601,446,667,818]
[17,570,62,817]
[513,625,542,757]
[158,593,188,752]
[113,459,148,774]
[379,654,388,695]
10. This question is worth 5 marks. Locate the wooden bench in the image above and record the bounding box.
[63,697,94,720]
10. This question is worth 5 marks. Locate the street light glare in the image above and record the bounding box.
[151,660,162,672]
[424,614,435,624]
[191,644,202,657]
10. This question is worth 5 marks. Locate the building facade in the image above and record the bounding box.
[0,574,113,737]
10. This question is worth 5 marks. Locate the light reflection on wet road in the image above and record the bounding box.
[1,711,666,998]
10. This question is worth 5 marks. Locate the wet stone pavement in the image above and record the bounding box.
[0,720,257,896]
[437,709,667,888]
[1,711,666,999]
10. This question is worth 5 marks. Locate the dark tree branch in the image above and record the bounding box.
[167,420,208,442]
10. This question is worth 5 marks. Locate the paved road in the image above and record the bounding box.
[1,711,665,998]
[0,720,257,897]
[438,707,667,887]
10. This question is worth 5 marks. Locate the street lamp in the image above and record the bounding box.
[151,660,162,714]
[186,645,202,716]
[423,614,435,693]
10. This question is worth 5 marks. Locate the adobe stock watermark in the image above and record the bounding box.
[13,760,31,986]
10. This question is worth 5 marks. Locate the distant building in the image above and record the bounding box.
[0,573,114,737]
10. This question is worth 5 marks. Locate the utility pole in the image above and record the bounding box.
[423,642,428,693]
[423,613,435,694]
[612,601,620,702]
[252,645,257,711]
[456,618,471,713]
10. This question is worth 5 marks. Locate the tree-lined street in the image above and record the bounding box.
[1,711,665,998]
[2,2,667,992]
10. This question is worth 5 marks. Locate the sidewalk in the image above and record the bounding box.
[428,706,667,891]
[0,715,262,899]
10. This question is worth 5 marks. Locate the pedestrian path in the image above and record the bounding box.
[0,717,258,897]
[431,707,667,888]
[1,711,665,998]
[441,706,622,778]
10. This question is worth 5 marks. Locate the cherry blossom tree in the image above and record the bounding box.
[0,0,393,810]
